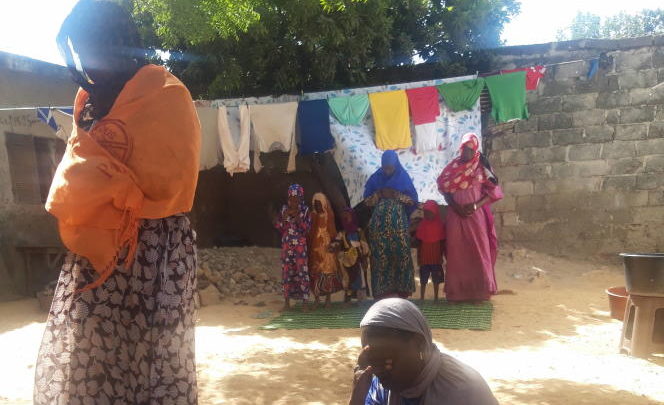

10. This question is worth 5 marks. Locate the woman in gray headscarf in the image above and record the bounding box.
[349,298,498,405]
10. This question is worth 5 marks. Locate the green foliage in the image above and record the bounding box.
[602,9,664,39]
[558,9,664,41]
[131,0,520,98]
[132,0,261,46]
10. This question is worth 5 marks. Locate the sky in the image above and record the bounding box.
[0,0,663,66]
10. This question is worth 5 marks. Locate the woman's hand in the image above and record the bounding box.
[286,207,299,218]
[381,188,396,199]
[349,346,374,405]
[461,203,477,217]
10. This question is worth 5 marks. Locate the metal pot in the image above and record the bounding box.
[620,253,664,297]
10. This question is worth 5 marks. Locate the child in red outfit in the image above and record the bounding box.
[415,200,446,302]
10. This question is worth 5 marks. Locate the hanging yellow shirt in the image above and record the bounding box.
[369,90,412,150]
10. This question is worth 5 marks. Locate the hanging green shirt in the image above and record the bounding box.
[327,94,370,126]
[436,78,485,112]
[484,71,529,123]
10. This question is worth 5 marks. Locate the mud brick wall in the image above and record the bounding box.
[488,36,664,258]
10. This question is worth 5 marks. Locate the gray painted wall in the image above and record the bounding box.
[488,36,664,259]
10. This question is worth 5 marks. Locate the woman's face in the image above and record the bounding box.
[69,40,116,85]
[460,145,475,163]
[361,328,424,392]
[424,209,435,220]
[342,211,353,224]
[288,195,300,210]
[382,164,396,177]
[314,200,324,214]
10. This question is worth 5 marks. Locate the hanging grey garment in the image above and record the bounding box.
[360,298,498,405]
[196,106,222,170]
[218,105,251,176]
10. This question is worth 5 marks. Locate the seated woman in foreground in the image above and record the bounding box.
[349,298,497,405]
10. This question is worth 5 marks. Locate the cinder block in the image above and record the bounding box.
[569,144,601,161]
[572,110,606,127]
[517,132,551,148]
[515,194,547,211]
[636,173,663,190]
[597,91,631,108]
[562,93,597,112]
[503,181,534,196]
[528,97,562,114]
[500,149,530,166]
[492,134,518,150]
[609,158,644,175]
[502,212,519,227]
[584,125,615,143]
[619,106,655,123]
[602,176,637,191]
[552,128,585,145]
[601,141,636,159]
[514,118,539,133]
[615,124,648,140]
[618,69,658,89]
[614,49,653,71]
[645,155,664,173]
[636,138,664,156]
[538,113,573,131]
[649,122,664,139]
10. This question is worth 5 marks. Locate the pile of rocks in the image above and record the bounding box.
[196,247,282,306]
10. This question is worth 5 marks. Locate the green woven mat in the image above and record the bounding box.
[261,300,493,331]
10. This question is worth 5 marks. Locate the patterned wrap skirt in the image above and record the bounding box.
[34,215,198,405]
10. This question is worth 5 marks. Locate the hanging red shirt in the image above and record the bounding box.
[501,65,546,91]
[405,86,441,125]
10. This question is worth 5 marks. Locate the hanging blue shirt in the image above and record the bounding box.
[297,99,335,155]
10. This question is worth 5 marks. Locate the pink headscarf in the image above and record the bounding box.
[437,133,487,194]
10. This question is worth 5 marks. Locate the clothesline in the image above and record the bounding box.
[0,58,598,112]
[0,106,73,111]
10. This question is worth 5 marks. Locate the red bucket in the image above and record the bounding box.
[605,286,628,321]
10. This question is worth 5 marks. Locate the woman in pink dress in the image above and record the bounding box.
[437,133,503,303]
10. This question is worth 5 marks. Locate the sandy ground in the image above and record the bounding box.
[1,249,663,404]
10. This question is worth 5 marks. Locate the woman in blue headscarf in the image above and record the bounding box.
[364,151,418,299]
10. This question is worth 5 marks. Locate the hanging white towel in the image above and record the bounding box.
[196,106,222,170]
[52,109,74,142]
[218,105,251,176]
[414,122,439,153]
[226,105,243,148]
[249,102,298,173]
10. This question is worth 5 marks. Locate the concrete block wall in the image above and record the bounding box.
[489,36,664,258]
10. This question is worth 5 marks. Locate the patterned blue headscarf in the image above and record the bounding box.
[363,151,418,207]
[288,183,304,199]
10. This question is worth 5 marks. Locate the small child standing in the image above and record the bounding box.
[331,208,370,304]
[415,200,446,302]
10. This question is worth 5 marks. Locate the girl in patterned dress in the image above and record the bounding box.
[308,193,344,308]
[274,184,312,311]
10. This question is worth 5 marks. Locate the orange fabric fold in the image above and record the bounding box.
[46,64,201,290]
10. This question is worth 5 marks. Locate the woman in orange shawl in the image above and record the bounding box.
[308,193,344,308]
[34,2,200,404]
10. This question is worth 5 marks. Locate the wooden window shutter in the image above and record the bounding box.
[34,137,61,203]
[5,133,41,204]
